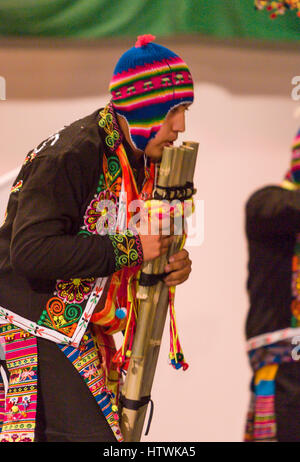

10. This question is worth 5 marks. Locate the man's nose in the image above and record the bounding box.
[172,111,185,133]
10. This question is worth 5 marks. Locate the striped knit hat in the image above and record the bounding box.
[290,128,300,184]
[109,34,194,151]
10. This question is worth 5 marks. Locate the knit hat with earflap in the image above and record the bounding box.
[109,34,194,152]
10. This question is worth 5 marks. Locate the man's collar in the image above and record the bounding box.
[97,101,144,171]
[97,101,124,156]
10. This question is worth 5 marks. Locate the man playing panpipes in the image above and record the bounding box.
[0,35,194,442]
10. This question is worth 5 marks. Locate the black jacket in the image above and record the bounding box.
[246,185,300,339]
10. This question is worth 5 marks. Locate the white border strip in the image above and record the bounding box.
[247,326,300,351]
[0,277,108,348]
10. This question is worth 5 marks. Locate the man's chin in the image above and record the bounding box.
[145,154,162,163]
[145,146,164,162]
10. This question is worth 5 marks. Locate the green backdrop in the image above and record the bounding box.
[0,0,299,41]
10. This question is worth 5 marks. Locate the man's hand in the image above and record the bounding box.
[138,233,174,261]
[163,249,192,287]
[136,207,174,262]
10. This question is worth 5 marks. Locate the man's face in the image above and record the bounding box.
[144,104,190,161]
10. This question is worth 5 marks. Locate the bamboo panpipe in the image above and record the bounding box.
[126,143,198,441]
[120,142,199,442]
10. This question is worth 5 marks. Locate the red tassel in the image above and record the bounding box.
[135,34,156,48]
[168,287,189,371]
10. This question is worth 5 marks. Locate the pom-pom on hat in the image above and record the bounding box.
[109,34,194,151]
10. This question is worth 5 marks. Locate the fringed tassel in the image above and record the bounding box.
[112,275,137,373]
[168,286,189,371]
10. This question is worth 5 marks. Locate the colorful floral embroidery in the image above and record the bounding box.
[96,173,106,194]
[84,190,117,235]
[23,151,37,165]
[55,277,95,304]
[104,155,122,186]
[109,230,143,272]
[98,105,120,149]
[37,297,83,338]
[10,181,23,194]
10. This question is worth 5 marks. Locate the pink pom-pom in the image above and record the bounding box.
[135,34,156,48]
